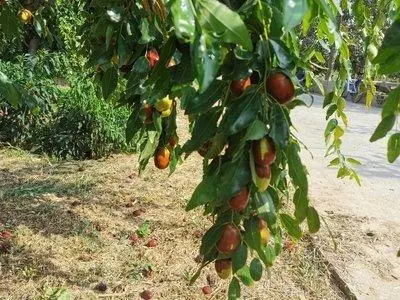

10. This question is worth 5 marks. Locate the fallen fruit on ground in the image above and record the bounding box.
[154,147,170,169]
[266,72,295,104]
[253,164,271,192]
[0,230,12,240]
[94,282,107,292]
[230,77,251,97]
[18,9,33,24]
[202,285,212,295]
[216,224,241,254]
[215,259,232,279]
[129,233,139,244]
[252,136,276,166]
[229,186,250,212]
[146,238,157,248]
[146,49,159,69]
[140,290,152,300]
[258,219,270,245]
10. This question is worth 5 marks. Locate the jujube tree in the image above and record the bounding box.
[1,0,399,297]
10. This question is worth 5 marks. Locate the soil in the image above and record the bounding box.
[292,95,400,299]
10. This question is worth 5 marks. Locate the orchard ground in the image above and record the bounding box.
[0,95,398,299]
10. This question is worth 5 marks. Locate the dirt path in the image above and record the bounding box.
[292,96,400,299]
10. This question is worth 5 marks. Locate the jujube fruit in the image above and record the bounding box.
[154,147,170,169]
[258,219,270,245]
[155,96,173,113]
[146,49,159,69]
[230,77,251,97]
[140,290,152,300]
[266,72,295,104]
[202,286,212,295]
[253,164,271,192]
[215,259,232,279]
[229,186,249,212]
[216,224,241,254]
[18,9,33,24]
[252,136,276,166]
[144,104,153,124]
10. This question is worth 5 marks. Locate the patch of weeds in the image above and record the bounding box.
[22,265,38,280]
[39,284,71,300]
[74,219,100,239]
[136,220,150,238]
[129,262,154,281]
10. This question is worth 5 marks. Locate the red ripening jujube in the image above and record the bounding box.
[252,136,276,166]
[216,224,241,254]
[230,77,251,97]
[266,72,295,104]
[144,104,153,124]
[229,186,249,212]
[154,147,170,169]
[146,49,160,69]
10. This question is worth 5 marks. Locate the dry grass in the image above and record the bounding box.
[0,146,343,299]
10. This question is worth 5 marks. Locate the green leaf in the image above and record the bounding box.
[307,207,320,233]
[173,54,195,84]
[232,244,248,273]
[0,5,20,38]
[254,191,277,229]
[228,277,241,300]
[269,39,294,69]
[249,258,263,281]
[186,175,218,211]
[244,119,268,141]
[182,107,222,153]
[269,104,290,148]
[220,87,262,136]
[280,214,302,239]
[0,72,21,107]
[139,131,160,172]
[324,119,338,138]
[219,154,251,202]
[374,20,400,75]
[185,80,226,114]
[370,115,396,142]
[346,158,361,166]
[196,0,253,51]
[287,142,308,192]
[101,67,118,99]
[293,188,309,223]
[382,86,400,118]
[193,33,223,92]
[200,224,223,259]
[243,217,261,251]
[388,133,400,163]
[326,104,337,120]
[281,0,308,31]
[323,92,334,108]
[258,245,276,267]
[126,104,142,143]
[171,0,196,42]
[236,266,253,287]
[106,25,114,50]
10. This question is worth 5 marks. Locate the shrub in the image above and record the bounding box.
[37,77,133,159]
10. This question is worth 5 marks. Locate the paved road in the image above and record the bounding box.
[292,95,400,299]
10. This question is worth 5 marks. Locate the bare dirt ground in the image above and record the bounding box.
[0,147,343,299]
[292,96,400,300]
